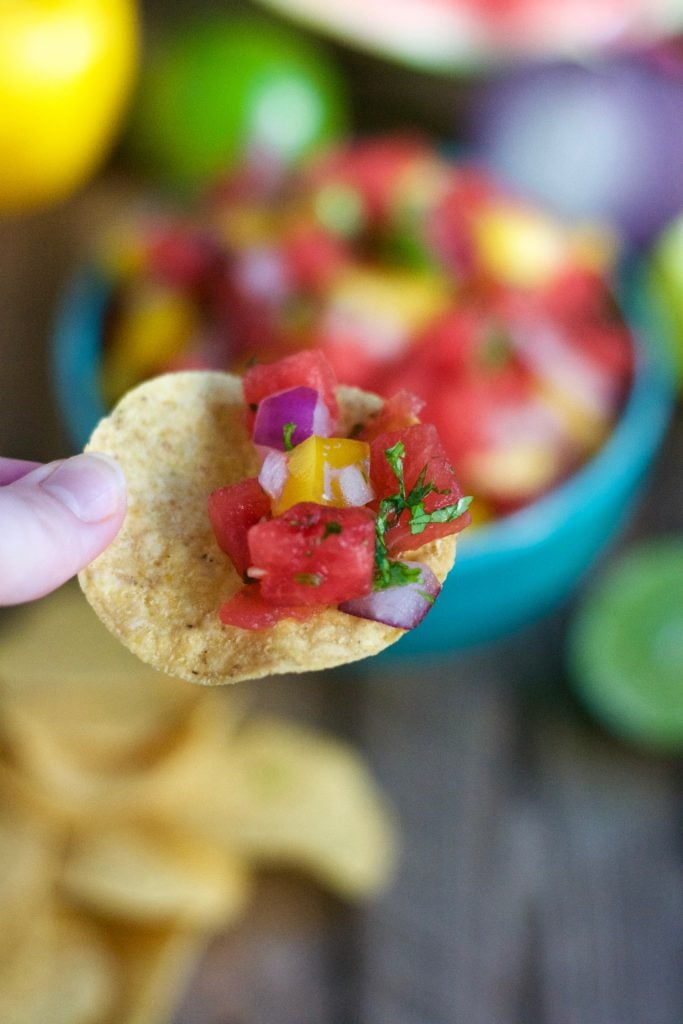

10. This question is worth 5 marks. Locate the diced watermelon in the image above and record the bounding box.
[316,333,386,391]
[148,228,219,291]
[378,308,481,406]
[208,478,271,579]
[370,424,471,555]
[542,266,612,324]
[307,136,429,227]
[243,350,339,424]
[281,227,349,293]
[359,390,425,441]
[426,167,499,277]
[248,503,375,605]
[219,587,317,629]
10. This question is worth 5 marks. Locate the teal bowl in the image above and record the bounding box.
[54,270,676,652]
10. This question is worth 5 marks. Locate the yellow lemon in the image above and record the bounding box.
[0,0,138,213]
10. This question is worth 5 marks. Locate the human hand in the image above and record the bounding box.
[0,453,127,605]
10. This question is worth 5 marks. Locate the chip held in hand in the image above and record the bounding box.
[79,353,469,684]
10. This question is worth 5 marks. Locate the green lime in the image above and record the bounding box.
[567,538,683,753]
[127,15,348,188]
[649,215,683,393]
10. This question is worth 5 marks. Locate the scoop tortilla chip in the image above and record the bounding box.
[0,794,60,958]
[108,924,210,1024]
[62,822,250,928]
[219,717,397,898]
[80,372,456,684]
[0,586,197,770]
[0,904,116,1024]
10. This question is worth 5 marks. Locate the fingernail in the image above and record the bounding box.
[40,453,126,523]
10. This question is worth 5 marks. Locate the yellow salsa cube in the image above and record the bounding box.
[273,436,373,515]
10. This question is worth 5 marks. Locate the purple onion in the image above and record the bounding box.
[252,386,332,451]
[339,562,441,630]
[468,53,683,246]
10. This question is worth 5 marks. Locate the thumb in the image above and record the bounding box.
[0,453,127,606]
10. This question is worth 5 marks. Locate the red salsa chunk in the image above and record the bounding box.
[248,503,376,606]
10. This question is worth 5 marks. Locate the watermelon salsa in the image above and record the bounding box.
[98,136,634,523]
[208,351,471,630]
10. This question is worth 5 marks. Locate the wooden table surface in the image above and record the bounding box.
[172,418,683,1024]
[1,38,682,1022]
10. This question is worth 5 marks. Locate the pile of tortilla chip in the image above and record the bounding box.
[0,586,395,1024]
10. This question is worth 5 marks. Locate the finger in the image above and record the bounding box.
[0,453,127,605]
[0,458,42,485]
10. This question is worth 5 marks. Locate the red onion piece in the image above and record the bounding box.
[339,561,441,630]
[252,386,332,451]
[469,56,683,246]
[257,449,289,501]
[337,464,375,506]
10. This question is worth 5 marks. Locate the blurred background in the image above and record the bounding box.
[0,0,682,1021]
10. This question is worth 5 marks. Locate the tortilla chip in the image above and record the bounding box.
[0,586,197,771]
[0,793,60,959]
[108,924,209,1024]
[62,822,250,928]
[216,717,397,898]
[79,372,456,685]
[0,904,116,1024]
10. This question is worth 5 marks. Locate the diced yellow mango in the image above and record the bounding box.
[101,284,198,405]
[324,266,452,357]
[216,206,276,248]
[98,221,150,281]
[465,444,560,503]
[475,204,568,289]
[536,380,609,455]
[274,436,372,515]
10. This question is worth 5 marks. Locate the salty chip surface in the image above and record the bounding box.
[79,372,456,684]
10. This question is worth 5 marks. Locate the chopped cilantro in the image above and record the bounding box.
[409,495,473,535]
[480,327,513,371]
[323,521,342,539]
[375,559,422,590]
[372,442,472,589]
[282,422,297,451]
[286,512,317,529]
[373,512,421,590]
[384,441,407,498]
[294,572,322,587]
[418,589,436,605]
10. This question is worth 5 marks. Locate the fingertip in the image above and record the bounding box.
[0,456,127,606]
[39,452,127,523]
